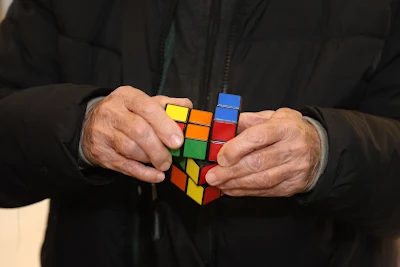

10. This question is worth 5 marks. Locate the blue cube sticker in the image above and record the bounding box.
[214,107,239,123]
[217,93,241,110]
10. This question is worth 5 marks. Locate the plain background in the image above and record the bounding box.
[0,2,48,267]
[0,201,49,267]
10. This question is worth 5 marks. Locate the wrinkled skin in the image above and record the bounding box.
[82,86,193,182]
[206,108,321,197]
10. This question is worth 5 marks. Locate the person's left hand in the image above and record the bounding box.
[205,108,321,197]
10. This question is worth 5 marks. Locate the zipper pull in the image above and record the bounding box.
[151,183,158,201]
[151,183,161,240]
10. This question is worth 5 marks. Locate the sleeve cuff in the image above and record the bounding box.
[303,116,329,192]
[78,96,106,169]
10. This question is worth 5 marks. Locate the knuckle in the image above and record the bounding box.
[121,161,143,177]
[115,138,136,157]
[276,108,301,118]
[127,141,139,155]
[96,101,117,121]
[121,161,134,174]
[246,130,266,147]
[277,107,291,114]
[150,147,170,166]
[116,86,134,95]
[293,110,302,117]
[154,149,170,163]
[156,116,174,132]
[135,127,151,142]
[132,95,146,109]
[233,139,246,153]
[256,172,273,188]
[128,142,141,156]
[137,166,150,179]
[223,167,236,181]
[244,153,264,172]
[134,97,157,117]
[240,177,254,188]
[152,95,168,105]
[274,108,303,120]
[130,118,149,140]
[111,87,132,102]
[182,98,193,108]
[141,103,158,118]
[112,135,124,154]
[276,108,293,118]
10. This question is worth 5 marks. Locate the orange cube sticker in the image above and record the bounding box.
[185,124,210,141]
[189,109,213,126]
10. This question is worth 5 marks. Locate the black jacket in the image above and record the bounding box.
[1,0,400,266]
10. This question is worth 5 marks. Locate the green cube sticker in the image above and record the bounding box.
[169,148,181,157]
[183,139,207,160]
[177,157,187,170]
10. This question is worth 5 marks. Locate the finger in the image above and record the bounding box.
[123,89,187,149]
[215,164,289,190]
[206,144,288,186]
[222,177,306,197]
[116,113,172,171]
[107,154,165,183]
[217,121,284,167]
[237,110,275,133]
[153,95,193,109]
[89,144,165,183]
[117,160,165,183]
[222,188,265,197]
[110,130,150,163]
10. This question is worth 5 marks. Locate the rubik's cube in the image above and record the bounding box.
[170,164,222,205]
[165,93,242,205]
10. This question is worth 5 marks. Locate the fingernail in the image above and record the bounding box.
[160,162,171,172]
[156,172,165,182]
[206,172,217,185]
[218,156,228,167]
[171,134,183,147]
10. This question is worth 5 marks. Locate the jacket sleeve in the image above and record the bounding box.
[0,0,114,208]
[297,4,400,237]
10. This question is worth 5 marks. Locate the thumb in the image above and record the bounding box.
[153,95,193,109]
[237,110,275,133]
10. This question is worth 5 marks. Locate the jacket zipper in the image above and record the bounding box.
[139,1,177,265]
[157,0,178,94]
[202,1,223,265]
[222,0,242,93]
[155,1,241,266]
[200,0,222,110]
[206,2,242,266]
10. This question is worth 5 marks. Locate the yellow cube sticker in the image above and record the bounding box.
[187,178,204,205]
[165,104,190,123]
[186,159,200,184]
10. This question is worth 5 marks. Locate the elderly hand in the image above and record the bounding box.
[206,108,321,197]
[81,86,192,183]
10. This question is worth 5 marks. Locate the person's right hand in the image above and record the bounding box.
[81,86,192,183]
